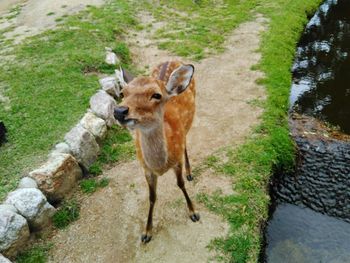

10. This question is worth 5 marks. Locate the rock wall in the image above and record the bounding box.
[273,115,350,222]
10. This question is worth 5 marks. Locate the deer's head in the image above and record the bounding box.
[114,64,194,131]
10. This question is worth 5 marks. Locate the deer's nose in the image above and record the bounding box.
[114,106,129,121]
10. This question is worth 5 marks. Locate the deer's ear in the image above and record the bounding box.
[166,64,194,96]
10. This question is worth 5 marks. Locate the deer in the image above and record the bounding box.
[114,61,200,243]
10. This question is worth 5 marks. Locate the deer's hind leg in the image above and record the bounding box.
[174,163,200,222]
[184,146,193,181]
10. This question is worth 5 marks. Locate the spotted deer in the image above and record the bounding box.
[114,61,199,243]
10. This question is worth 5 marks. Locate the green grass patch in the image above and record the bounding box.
[80,177,110,194]
[88,125,134,176]
[0,1,138,200]
[15,243,52,263]
[52,199,80,229]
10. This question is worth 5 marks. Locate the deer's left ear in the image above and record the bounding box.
[166,64,194,96]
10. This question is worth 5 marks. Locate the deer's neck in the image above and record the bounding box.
[139,122,168,172]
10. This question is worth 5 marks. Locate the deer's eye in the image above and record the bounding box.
[151,93,162,100]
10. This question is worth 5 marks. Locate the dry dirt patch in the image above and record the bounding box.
[0,0,104,44]
[48,14,267,262]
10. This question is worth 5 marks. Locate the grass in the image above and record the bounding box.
[52,199,80,229]
[80,177,110,194]
[0,1,138,201]
[88,125,135,176]
[15,243,52,263]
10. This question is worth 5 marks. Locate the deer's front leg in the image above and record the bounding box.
[142,171,157,243]
[174,163,200,222]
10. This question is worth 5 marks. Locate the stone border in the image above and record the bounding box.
[0,49,124,261]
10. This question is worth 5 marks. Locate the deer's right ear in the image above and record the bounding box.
[166,64,194,96]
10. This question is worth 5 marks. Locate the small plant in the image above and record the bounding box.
[80,177,109,194]
[46,12,55,16]
[16,244,52,263]
[88,163,103,176]
[99,177,110,188]
[80,178,98,193]
[52,200,80,229]
[113,43,132,65]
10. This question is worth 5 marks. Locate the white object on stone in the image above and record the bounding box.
[80,111,107,141]
[0,209,30,257]
[115,68,127,89]
[18,177,38,189]
[0,254,12,263]
[64,124,100,168]
[99,76,120,98]
[89,90,117,127]
[29,153,82,201]
[5,188,56,230]
[105,47,119,65]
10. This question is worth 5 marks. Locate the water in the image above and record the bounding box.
[265,203,350,263]
[291,0,350,134]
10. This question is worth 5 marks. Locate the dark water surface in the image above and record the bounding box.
[291,0,350,134]
[266,204,350,263]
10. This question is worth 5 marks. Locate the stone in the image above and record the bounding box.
[64,124,100,168]
[89,90,117,127]
[80,111,107,141]
[99,76,120,98]
[50,142,71,156]
[115,68,127,88]
[5,188,56,230]
[17,177,38,189]
[0,209,29,257]
[0,254,12,263]
[105,47,120,65]
[29,153,82,201]
[0,205,17,214]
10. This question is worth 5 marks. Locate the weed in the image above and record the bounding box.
[16,243,52,263]
[80,179,98,194]
[52,199,80,229]
[80,177,109,194]
[46,12,55,16]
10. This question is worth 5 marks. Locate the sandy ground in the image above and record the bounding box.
[0,0,104,44]
[48,12,267,263]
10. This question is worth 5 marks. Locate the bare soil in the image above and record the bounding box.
[0,0,104,44]
[48,13,267,263]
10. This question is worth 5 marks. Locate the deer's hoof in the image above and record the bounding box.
[141,234,152,243]
[190,213,200,222]
[186,174,193,181]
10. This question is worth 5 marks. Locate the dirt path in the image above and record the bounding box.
[0,0,104,44]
